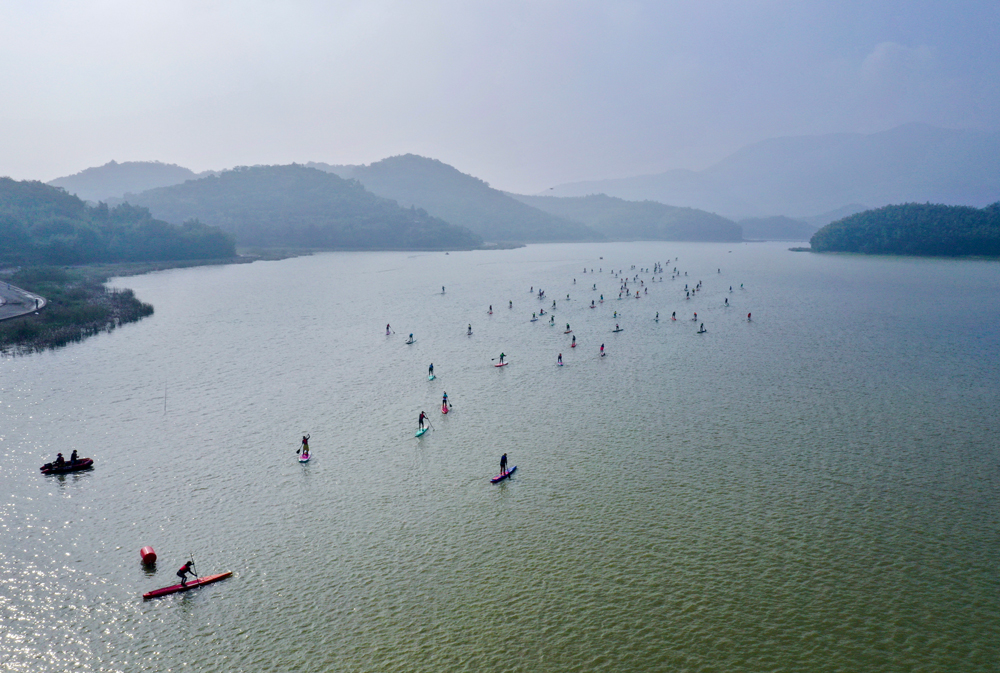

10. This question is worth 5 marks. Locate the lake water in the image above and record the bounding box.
[1,242,998,672]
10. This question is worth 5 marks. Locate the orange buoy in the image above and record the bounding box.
[140,546,157,564]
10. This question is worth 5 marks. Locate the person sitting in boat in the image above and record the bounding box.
[418,411,427,429]
[500,453,508,476]
[70,450,78,464]
[177,560,196,588]
[54,453,65,467]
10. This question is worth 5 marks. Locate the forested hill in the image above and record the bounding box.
[123,165,482,250]
[321,155,602,243]
[0,177,235,265]
[810,202,1000,256]
[511,193,742,242]
[48,160,203,203]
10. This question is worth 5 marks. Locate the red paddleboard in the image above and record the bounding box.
[494,362,507,367]
[571,343,576,348]
[441,403,449,414]
[143,572,233,600]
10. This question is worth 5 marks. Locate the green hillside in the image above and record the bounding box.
[0,177,235,265]
[331,155,601,243]
[512,193,742,242]
[810,202,1000,256]
[124,164,483,250]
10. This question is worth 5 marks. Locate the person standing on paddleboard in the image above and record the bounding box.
[442,391,448,406]
[177,560,196,587]
[386,324,391,335]
[299,434,310,455]
[499,352,505,364]
[557,353,562,365]
[428,363,434,376]
[500,453,508,476]
[418,411,427,430]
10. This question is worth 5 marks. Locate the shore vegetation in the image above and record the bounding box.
[0,266,153,355]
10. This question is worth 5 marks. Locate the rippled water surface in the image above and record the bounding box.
[2,242,998,672]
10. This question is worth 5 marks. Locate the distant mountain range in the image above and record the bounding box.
[120,165,482,250]
[547,124,1000,220]
[43,123,1000,247]
[48,160,213,203]
[511,193,741,242]
[308,155,602,243]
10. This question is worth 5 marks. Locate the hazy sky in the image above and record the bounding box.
[2,1,998,193]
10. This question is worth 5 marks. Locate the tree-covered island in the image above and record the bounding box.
[810,202,1000,256]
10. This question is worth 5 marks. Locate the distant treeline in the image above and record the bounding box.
[124,165,484,250]
[810,202,1000,256]
[0,178,236,265]
[512,193,742,242]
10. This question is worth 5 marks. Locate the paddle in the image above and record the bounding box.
[189,552,199,580]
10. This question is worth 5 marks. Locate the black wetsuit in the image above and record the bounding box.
[500,454,508,475]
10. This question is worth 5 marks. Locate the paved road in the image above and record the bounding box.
[0,282,46,322]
